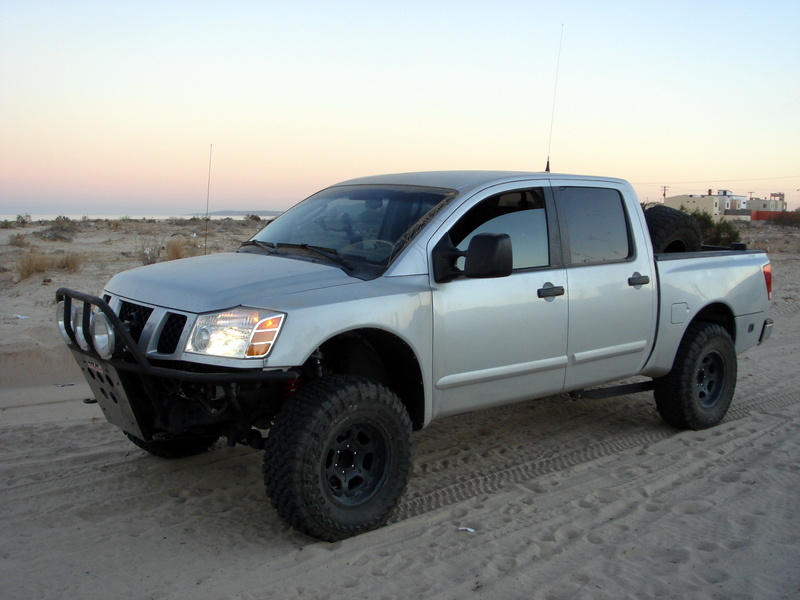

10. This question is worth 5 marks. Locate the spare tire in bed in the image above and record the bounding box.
[644,205,702,253]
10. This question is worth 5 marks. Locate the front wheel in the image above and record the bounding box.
[653,321,737,430]
[263,375,413,541]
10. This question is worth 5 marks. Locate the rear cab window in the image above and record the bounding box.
[554,187,633,265]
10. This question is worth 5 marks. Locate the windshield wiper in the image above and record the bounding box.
[276,243,354,271]
[240,240,278,254]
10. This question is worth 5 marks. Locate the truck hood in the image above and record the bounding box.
[104,252,359,313]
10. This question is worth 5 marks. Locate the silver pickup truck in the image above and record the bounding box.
[56,171,773,541]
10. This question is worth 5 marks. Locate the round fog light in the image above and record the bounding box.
[55,301,76,343]
[91,312,116,359]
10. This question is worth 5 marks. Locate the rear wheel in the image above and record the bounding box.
[124,432,218,458]
[263,375,413,541]
[653,321,737,429]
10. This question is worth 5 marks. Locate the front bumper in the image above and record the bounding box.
[56,288,298,439]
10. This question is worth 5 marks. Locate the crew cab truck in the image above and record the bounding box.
[55,171,773,541]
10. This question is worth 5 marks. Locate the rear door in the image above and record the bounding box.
[552,183,657,390]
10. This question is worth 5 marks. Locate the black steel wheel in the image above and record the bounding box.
[323,418,391,507]
[653,321,737,430]
[263,375,413,542]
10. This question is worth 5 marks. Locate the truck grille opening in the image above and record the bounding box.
[158,313,188,354]
[119,301,154,342]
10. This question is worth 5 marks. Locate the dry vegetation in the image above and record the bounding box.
[0,215,267,286]
[732,219,800,254]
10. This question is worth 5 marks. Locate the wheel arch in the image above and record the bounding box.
[317,328,426,430]
[691,302,736,342]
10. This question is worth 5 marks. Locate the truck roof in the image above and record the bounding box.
[334,170,629,194]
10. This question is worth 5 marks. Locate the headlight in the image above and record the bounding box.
[90,312,116,359]
[185,307,285,359]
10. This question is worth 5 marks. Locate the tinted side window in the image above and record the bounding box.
[450,189,549,269]
[558,187,631,265]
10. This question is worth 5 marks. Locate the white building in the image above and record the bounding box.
[748,193,787,212]
[664,189,747,216]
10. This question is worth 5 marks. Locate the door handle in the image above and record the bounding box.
[628,273,651,287]
[537,284,565,298]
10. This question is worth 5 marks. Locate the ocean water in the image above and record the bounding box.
[0,213,269,223]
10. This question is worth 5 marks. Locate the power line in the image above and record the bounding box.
[636,175,800,185]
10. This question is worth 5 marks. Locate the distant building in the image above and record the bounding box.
[749,192,787,212]
[664,189,787,221]
[664,189,747,217]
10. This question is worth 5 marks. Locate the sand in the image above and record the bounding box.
[1,218,799,600]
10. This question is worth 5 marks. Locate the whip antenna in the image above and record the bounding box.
[545,24,564,173]
[204,143,212,254]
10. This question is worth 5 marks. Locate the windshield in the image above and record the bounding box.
[244,184,455,277]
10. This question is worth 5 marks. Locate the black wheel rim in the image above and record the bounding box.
[323,420,389,507]
[695,350,726,408]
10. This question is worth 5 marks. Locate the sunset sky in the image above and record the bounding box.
[1,1,799,216]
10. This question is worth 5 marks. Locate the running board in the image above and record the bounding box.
[569,380,655,400]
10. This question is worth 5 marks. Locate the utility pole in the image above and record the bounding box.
[660,186,669,202]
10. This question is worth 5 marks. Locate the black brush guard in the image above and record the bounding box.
[56,288,298,440]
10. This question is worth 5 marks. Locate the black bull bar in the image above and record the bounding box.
[56,288,298,438]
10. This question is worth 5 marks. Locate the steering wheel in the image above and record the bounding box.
[340,239,394,252]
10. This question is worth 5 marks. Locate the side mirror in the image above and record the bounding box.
[432,233,512,282]
[464,233,513,279]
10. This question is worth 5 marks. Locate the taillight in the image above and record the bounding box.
[763,263,772,301]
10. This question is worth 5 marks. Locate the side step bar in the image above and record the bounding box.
[569,380,655,400]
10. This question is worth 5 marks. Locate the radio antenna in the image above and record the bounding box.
[545,24,564,173]
[204,143,212,254]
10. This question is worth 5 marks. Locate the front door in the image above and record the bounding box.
[430,186,569,418]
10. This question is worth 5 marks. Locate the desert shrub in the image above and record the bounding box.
[16,213,31,227]
[246,214,262,221]
[9,233,29,247]
[15,252,49,280]
[166,218,193,226]
[54,215,78,229]
[37,215,79,241]
[773,210,800,228]
[688,210,741,247]
[52,252,83,272]
[136,234,166,265]
[1,220,14,229]
[165,238,197,261]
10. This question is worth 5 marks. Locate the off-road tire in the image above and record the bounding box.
[644,205,702,253]
[653,321,737,430]
[263,375,413,542]
[124,432,218,458]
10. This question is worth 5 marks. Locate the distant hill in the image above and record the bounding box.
[191,210,284,218]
